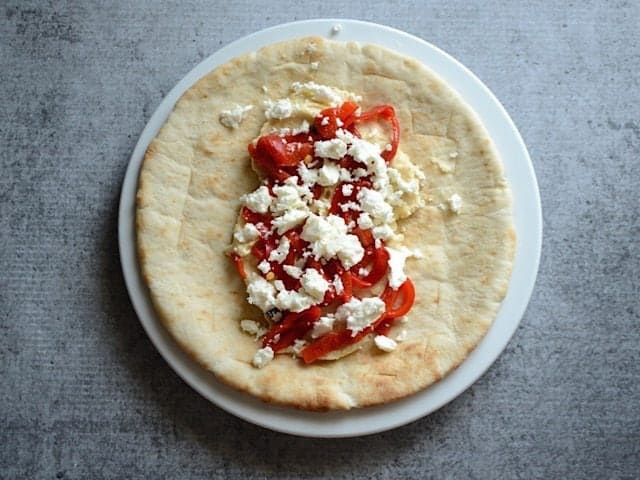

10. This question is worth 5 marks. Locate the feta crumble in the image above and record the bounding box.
[317,161,341,186]
[374,335,397,352]
[301,214,364,268]
[219,104,253,129]
[448,193,462,213]
[233,223,260,243]
[268,236,291,263]
[386,246,414,289]
[264,99,294,120]
[314,138,348,160]
[301,268,330,300]
[311,315,335,338]
[257,260,271,274]
[335,297,386,336]
[240,185,272,213]
[252,346,274,368]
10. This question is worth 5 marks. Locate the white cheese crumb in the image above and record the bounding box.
[240,319,262,336]
[291,81,343,106]
[246,276,277,312]
[297,163,319,185]
[272,120,310,136]
[272,209,309,234]
[448,193,462,213]
[341,184,354,196]
[261,85,268,93]
[331,24,342,34]
[268,236,291,263]
[219,104,253,129]
[283,265,303,279]
[449,151,459,158]
[357,188,394,224]
[301,268,330,301]
[310,61,319,70]
[395,329,408,342]
[272,184,307,213]
[317,161,341,186]
[233,223,260,243]
[311,315,335,338]
[301,214,364,268]
[275,288,316,312]
[292,339,307,355]
[264,98,294,120]
[357,212,374,229]
[252,346,274,368]
[333,275,344,294]
[336,297,386,336]
[240,186,272,213]
[374,335,397,352]
[257,260,271,274]
[314,138,348,160]
[386,246,414,289]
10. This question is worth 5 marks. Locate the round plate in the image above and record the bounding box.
[118,19,541,438]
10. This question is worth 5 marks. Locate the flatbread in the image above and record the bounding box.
[136,36,515,410]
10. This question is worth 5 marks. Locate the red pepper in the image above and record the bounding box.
[350,245,389,288]
[262,306,321,351]
[249,134,313,181]
[355,105,400,162]
[381,279,415,319]
[230,253,246,280]
[314,101,360,139]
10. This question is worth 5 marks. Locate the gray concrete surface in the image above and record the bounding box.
[1,1,639,478]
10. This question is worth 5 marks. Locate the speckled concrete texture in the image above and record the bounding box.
[1,1,638,478]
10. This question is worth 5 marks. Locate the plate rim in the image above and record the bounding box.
[118,18,542,438]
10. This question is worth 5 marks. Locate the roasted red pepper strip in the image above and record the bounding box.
[262,306,321,351]
[355,105,400,162]
[230,253,246,280]
[314,101,360,140]
[351,245,389,288]
[382,279,415,319]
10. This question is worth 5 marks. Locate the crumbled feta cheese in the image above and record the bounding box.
[310,61,319,70]
[357,188,394,224]
[335,297,386,336]
[311,315,335,338]
[272,209,309,234]
[283,265,303,279]
[297,163,319,185]
[333,275,344,294]
[246,276,277,312]
[340,201,360,213]
[240,186,272,213]
[301,214,364,268]
[291,81,343,106]
[240,319,263,336]
[372,224,394,241]
[257,260,271,274]
[301,268,330,301]
[275,289,316,312]
[386,246,414,289]
[272,184,307,212]
[336,118,344,127]
[292,339,307,354]
[449,151,459,158]
[314,138,348,160]
[357,212,374,229]
[374,335,397,352]
[331,24,342,34]
[448,193,462,213]
[395,329,408,342]
[341,184,354,196]
[317,161,341,186]
[233,223,260,243]
[264,98,294,120]
[268,236,291,263]
[252,346,274,368]
[219,104,253,129]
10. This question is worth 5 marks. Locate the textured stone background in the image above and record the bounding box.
[1,1,639,478]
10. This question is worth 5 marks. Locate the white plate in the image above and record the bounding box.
[118,19,541,438]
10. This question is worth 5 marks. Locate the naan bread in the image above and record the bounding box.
[136,36,515,410]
